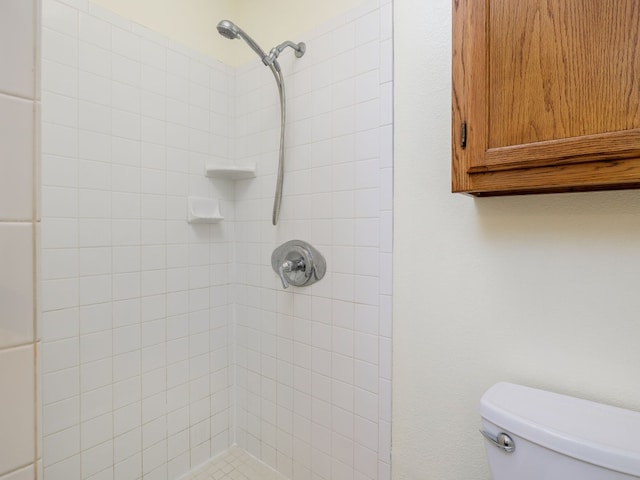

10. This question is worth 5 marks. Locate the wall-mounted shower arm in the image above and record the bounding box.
[266,41,306,66]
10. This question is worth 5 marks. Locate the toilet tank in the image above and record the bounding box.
[480,382,640,480]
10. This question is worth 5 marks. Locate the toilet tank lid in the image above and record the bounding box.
[480,382,640,477]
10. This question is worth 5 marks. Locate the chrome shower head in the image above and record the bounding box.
[216,19,269,65]
[216,20,239,40]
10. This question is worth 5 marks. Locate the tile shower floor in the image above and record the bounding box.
[180,447,288,480]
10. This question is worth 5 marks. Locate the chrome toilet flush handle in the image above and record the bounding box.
[480,430,515,453]
[271,240,326,289]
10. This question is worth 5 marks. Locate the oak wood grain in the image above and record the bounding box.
[490,0,640,148]
[452,0,640,196]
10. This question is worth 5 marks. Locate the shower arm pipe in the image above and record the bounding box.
[234,29,304,69]
[269,61,286,225]
[267,41,306,66]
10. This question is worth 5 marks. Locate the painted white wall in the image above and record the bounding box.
[90,0,367,66]
[228,0,369,63]
[89,0,238,64]
[393,1,640,479]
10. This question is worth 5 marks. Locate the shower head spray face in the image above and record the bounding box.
[216,20,239,40]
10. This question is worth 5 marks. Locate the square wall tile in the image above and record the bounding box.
[0,0,36,98]
[43,455,80,480]
[0,94,34,221]
[0,223,34,349]
[42,0,78,37]
[0,345,35,476]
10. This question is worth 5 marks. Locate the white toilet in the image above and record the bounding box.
[480,382,640,479]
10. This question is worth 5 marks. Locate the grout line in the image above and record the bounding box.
[0,340,39,351]
[0,463,36,479]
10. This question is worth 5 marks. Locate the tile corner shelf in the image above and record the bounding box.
[205,163,257,180]
[188,197,223,223]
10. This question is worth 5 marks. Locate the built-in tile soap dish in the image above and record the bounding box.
[205,163,256,180]
[187,197,223,223]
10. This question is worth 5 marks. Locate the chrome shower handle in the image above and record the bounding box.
[278,257,306,289]
[271,240,326,289]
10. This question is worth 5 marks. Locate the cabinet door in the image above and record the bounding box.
[452,0,640,195]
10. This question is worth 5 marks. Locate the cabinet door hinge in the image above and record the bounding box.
[460,121,467,149]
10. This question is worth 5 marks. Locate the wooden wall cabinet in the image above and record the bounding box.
[452,0,640,196]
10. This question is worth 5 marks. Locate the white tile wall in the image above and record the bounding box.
[0,0,37,99]
[0,346,36,474]
[0,95,35,221]
[41,1,235,479]
[41,0,392,479]
[0,0,41,479]
[233,0,393,479]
